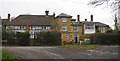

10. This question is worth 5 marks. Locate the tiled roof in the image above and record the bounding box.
[57,13,72,18]
[9,15,54,26]
[71,19,76,21]
[71,22,82,26]
[82,21,94,24]
[2,19,9,25]
[82,21,109,27]
[94,22,109,27]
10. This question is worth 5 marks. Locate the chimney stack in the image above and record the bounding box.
[53,12,55,19]
[77,15,80,22]
[91,14,93,22]
[85,18,87,21]
[8,14,10,21]
[45,10,49,16]
[53,12,55,17]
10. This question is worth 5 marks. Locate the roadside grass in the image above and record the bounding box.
[63,43,100,50]
[2,50,22,60]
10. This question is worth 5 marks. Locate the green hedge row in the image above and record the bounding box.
[90,31,120,45]
[16,32,30,46]
[34,31,62,46]
[2,31,30,46]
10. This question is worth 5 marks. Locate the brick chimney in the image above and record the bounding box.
[77,15,80,22]
[91,14,93,22]
[85,18,87,21]
[8,14,10,21]
[53,12,55,19]
[45,10,49,16]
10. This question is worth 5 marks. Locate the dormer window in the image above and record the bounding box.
[62,18,67,22]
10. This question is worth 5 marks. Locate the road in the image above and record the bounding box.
[2,46,119,59]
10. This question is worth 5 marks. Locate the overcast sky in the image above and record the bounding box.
[0,0,115,29]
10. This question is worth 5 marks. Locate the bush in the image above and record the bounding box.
[2,30,17,45]
[16,32,30,46]
[85,40,91,45]
[2,30,30,46]
[90,31,119,45]
[2,30,9,40]
[35,31,61,46]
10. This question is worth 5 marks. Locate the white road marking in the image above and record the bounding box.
[105,52,118,54]
[112,52,118,54]
[43,51,61,56]
[43,51,64,59]
[86,50,99,52]
[87,54,91,55]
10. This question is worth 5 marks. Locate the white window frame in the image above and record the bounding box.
[62,18,67,22]
[47,27,50,29]
[85,24,94,30]
[30,34,34,38]
[17,26,19,29]
[36,26,39,29]
[46,27,50,30]
[66,34,68,40]
[29,26,32,29]
[6,26,9,29]
[39,26,42,29]
[73,26,78,31]
[101,27,105,32]
[62,25,67,31]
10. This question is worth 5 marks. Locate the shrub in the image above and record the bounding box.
[2,30,30,46]
[90,31,119,45]
[85,40,91,45]
[36,31,61,46]
[2,30,9,40]
[16,32,30,46]
[2,30,17,45]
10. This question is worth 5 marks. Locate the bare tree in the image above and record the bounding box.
[88,0,120,13]
[114,14,118,31]
[88,0,120,31]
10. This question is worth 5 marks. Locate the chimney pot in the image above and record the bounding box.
[8,14,10,21]
[77,15,80,22]
[91,14,93,21]
[45,10,49,16]
[85,18,87,21]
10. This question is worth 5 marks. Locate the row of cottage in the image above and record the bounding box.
[1,11,110,43]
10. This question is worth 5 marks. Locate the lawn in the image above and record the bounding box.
[2,50,22,59]
[63,43,100,50]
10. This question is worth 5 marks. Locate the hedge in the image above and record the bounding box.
[35,31,62,46]
[16,32,30,46]
[2,31,30,46]
[90,31,120,45]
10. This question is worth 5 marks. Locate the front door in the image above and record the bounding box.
[75,37,77,43]
[74,35,78,43]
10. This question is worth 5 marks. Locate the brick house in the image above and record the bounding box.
[2,11,55,38]
[2,11,111,43]
[56,13,110,43]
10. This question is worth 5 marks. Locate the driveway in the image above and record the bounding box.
[2,46,119,59]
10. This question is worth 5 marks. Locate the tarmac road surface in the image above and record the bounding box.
[2,46,119,59]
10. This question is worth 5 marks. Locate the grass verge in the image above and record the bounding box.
[63,43,100,50]
[2,50,22,59]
